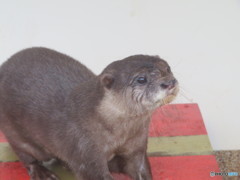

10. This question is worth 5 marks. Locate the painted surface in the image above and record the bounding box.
[149,104,207,137]
[0,104,221,179]
[148,135,212,156]
[0,155,222,180]
[149,155,221,180]
[0,132,7,143]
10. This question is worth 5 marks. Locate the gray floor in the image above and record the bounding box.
[214,150,240,180]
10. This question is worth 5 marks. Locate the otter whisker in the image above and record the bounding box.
[178,91,193,103]
[139,92,144,104]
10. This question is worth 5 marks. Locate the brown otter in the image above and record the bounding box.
[0,47,178,180]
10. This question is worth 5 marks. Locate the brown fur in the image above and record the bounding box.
[0,47,178,180]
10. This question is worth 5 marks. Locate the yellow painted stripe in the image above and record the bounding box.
[147,135,213,156]
[49,163,75,179]
[0,143,18,162]
[0,135,212,162]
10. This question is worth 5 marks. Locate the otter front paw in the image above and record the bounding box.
[28,163,59,180]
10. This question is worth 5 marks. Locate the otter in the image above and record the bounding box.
[0,47,178,180]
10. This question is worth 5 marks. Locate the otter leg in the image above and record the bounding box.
[27,162,59,180]
[70,158,114,180]
[66,147,114,180]
[7,140,59,180]
[121,152,152,180]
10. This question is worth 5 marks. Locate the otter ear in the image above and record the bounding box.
[100,73,114,89]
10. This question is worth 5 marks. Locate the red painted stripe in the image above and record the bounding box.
[149,155,222,180]
[0,155,221,180]
[149,104,207,137]
[0,162,30,180]
[0,162,131,180]
[0,132,7,142]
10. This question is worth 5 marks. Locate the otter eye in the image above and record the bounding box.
[137,77,147,84]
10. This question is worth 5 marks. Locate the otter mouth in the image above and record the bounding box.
[155,85,179,106]
[163,86,179,104]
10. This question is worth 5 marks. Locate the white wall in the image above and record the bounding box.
[0,0,240,150]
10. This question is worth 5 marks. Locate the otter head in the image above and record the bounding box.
[99,55,179,116]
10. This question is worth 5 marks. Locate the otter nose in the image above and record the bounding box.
[160,79,177,89]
